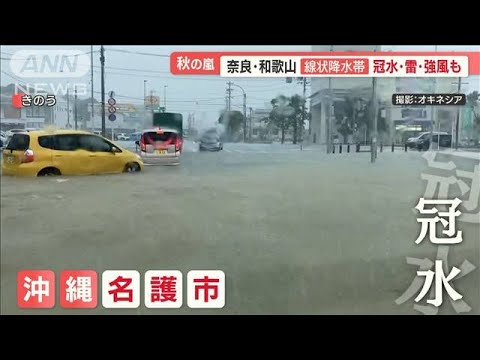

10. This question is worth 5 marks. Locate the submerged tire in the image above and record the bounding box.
[124,162,141,173]
[37,167,61,176]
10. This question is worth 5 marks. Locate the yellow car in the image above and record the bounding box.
[2,129,144,177]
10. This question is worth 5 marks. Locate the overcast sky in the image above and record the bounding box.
[1,45,479,128]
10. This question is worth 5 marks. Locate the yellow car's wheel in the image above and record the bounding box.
[37,167,61,176]
[124,162,141,173]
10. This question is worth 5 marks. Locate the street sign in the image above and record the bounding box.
[108,98,116,106]
[108,106,116,114]
[108,114,116,122]
[145,95,160,106]
[108,91,115,98]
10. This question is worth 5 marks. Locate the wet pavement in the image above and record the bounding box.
[1,143,479,314]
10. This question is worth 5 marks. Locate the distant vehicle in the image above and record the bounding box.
[2,130,143,177]
[135,128,182,165]
[406,132,452,151]
[128,132,142,142]
[116,133,129,141]
[136,112,183,164]
[199,129,223,151]
[152,112,183,136]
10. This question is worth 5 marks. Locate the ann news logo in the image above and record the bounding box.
[10,50,90,78]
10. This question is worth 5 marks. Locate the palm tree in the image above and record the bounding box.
[266,95,294,144]
[289,95,306,144]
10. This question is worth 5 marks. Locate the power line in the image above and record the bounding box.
[90,90,230,105]
[91,68,295,86]
[105,48,170,57]
[1,70,27,85]
[1,70,295,106]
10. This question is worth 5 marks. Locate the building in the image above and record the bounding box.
[249,107,294,143]
[308,46,457,144]
[50,95,74,129]
[249,108,272,142]
[309,46,380,144]
[90,102,145,132]
[0,83,148,135]
[0,84,48,130]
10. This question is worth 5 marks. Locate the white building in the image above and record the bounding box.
[309,46,466,144]
[50,96,74,129]
[249,106,295,143]
[0,92,47,130]
[309,45,381,144]
[250,108,271,141]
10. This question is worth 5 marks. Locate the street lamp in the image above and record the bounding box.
[66,83,70,128]
[231,83,247,142]
[144,80,148,107]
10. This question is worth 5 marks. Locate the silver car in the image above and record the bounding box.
[135,128,182,165]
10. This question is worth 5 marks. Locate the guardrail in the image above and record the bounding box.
[331,142,409,154]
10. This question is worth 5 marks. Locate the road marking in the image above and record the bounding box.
[223,149,233,153]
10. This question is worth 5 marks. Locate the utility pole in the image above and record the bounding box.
[301,77,307,144]
[225,81,232,129]
[450,77,469,149]
[74,86,78,130]
[144,80,147,106]
[326,45,334,154]
[249,107,253,142]
[164,85,168,111]
[243,92,247,142]
[100,45,106,137]
[227,82,232,112]
[370,76,378,163]
[326,77,332,153]
[430,45,438,150]
[370,45,379,163]
[66,85,70,128]
[90,45,94,131]
[455,76,462,150]
[229,82,246,142]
